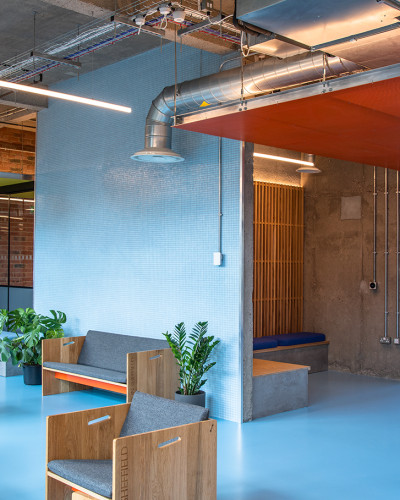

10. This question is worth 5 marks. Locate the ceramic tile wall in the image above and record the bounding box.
[35,44,243,421]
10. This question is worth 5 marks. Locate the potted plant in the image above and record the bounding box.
[162,321,220,407]
[0,308,66,385]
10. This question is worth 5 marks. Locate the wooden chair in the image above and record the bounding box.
[46,391,217,500]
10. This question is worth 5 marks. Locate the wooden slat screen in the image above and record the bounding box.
[253,181,304,337]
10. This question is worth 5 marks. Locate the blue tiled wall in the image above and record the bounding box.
[35,44,242,421]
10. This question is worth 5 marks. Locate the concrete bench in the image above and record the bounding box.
[253,332,329,373]
[252,359,309,419]
[42,330,179,402]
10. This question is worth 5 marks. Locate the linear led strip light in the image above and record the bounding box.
[253,152,321,173]
[254,152,314,166]
[0,79,131,113]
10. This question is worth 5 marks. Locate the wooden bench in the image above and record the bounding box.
[42,330,179,402]
[252,359,309,419]
[254,341,329,374]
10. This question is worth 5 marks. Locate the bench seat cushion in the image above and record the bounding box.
[48,459,112,498]
[120,391,209,437]
[253,332,326,350]
[43,362,126,384]
[276,332,326,346]
[253,336,279,350]
[77,330,169,372]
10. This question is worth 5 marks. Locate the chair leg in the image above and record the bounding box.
[46,472,72,500]
[42,368,90,396]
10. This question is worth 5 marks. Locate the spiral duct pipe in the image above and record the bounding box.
[132,52,362,163]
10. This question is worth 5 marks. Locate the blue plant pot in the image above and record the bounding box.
[23,364,42,385]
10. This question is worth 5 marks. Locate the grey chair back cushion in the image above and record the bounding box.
[77,330,169,372]
[120,391,209,437]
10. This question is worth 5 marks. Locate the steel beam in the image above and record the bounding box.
[31,51,82,69]
[176,62,400,125]
[0,89,47,111]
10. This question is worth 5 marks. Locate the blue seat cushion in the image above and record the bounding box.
[77,330,169,372]
[43,361,126,384]
[120,391,209,437]
[48,459,112,498]
[253,336,279,350]
[276,332,326,346]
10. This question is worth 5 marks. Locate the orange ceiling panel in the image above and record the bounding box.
[176,76,400,170]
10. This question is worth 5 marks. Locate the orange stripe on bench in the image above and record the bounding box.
[54,372,127,394]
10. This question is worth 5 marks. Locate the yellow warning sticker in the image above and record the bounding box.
[200,101,211,107]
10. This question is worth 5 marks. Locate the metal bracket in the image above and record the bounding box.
[178,13,224,36]
[111,15,165,37]
[31,51,81,69]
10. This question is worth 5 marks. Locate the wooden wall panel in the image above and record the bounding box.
[253,182,304,337]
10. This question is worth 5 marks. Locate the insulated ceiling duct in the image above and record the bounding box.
[132,52,362,163]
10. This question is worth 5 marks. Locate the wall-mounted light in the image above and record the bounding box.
[0,80,132,113]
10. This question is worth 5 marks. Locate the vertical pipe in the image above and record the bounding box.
[397,171,399,339]
[373,166,377,283]
[218,137,222,254]
[385,168,389,338]
[7,196,10,311]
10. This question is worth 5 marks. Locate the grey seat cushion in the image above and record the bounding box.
[77,331,169,372]
[120,391,209,437]
[43,362,126,384]
[48,459,112,498]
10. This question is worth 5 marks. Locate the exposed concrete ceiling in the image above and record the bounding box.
[0,0,239,126]
[1,0,400,135]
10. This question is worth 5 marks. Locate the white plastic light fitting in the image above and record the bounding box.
[0,79,132,113]
[159,3,171,16]
[172,8,186,22]
[135,14,146,26]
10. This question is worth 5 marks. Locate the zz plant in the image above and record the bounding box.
[0,308,66,367]
[163,321,220,395]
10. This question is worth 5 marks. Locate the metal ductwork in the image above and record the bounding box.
[132,52,362,163]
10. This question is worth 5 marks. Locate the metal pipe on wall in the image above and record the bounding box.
[396,170,400,344]
[218,137,222,255]
[383,168,390,342]
[373,166,377,285]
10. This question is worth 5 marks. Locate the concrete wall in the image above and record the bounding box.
[254,144,302,186]
[303,157,400,379]
[34,44,244,421]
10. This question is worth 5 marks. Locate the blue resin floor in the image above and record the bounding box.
[1,370,400,499]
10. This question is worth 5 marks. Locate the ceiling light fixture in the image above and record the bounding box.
[172,8,186,23]
[159,3,171,16]
[254,152,314,167]
[0,80,131,113]
[134,14,146,27]
[296,153,321,174]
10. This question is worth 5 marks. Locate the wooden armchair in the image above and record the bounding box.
[46,391,217,500]
[42,331,178,402]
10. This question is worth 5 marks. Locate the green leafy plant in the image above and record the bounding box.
[0,308,66,367]
[163,321,220,395]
